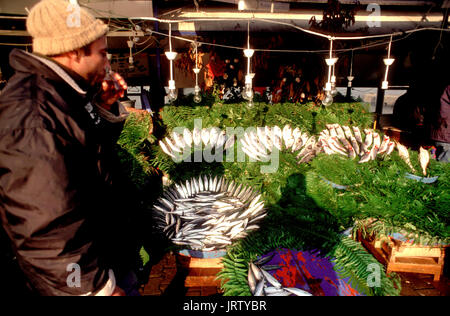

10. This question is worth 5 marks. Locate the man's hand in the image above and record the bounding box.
[98,72,127,110]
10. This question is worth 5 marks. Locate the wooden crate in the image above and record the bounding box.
[176,254,224,288]
[357,231,447,281]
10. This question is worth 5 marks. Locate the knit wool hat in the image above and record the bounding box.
[26,0,108,56]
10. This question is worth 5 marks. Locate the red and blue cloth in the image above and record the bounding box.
[256,248,363,296]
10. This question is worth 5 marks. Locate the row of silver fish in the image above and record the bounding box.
[159,127,235,159]
[247,257,312,296]
[318,124,396,163]
[152,175,266,251]
[240,125,320,164]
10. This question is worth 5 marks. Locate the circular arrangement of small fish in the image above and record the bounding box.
[159,127,235,159]
[152,175,266,251]
[247,256,312,296]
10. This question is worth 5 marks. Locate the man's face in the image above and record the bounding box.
[78,36,109,86]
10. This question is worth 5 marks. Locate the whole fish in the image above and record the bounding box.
[349,136,360,155]
[282,125,294,149]
[224,134,236,150]
[215,130,227,149]
[377,135,390,154]
[192,127,202,146]
[159,140,176,158]
[250,262,263,281]
[419,147,429,176]
[201,128,210,146]
[326,124,337,138]
[386,141,395,155]
[165,136,182,153]
[284,287,313,296]
[254,279,265,296]
[397,142,416,172]
[352,126,363,145]
[172,131,186,149]
[333,124,346,139]
[342,125,353,140]
[362,129,373,152]
[183,128,193,147]
[209,127,220,147]
[359,150,372,163]
[260,269,282,288]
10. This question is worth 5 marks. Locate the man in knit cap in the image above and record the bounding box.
[0,0,130,295]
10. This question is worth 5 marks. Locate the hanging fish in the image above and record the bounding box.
[419,147,429,176]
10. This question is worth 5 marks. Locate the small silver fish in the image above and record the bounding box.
[192,127,202,146]
[183,128,193,147]
[159,140,176,158]
[201,128,210,146]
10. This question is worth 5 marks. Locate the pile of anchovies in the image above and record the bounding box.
[247,255,312,296]
[152,175,266,251]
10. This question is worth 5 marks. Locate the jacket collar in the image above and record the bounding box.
[9,49,88,96]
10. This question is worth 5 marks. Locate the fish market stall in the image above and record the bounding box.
[116,99,449,296]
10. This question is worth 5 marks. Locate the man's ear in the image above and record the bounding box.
[67,49,83,63]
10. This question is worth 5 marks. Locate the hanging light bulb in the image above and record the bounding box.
[127,40,134,70]
[323,38,337,105]
[243,74,254,101]
[238,0,245,11]
[322,91,333,107]
[330,65,338,97]
[382,36,395,90]
[193,83,202,103]
[347,50,355,88]
[167,79,178,102]
[193,42,202,103]
[242,20,254,106]
[165,23,178,103]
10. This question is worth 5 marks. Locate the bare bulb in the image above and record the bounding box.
[242,83,253,101]
[193,93,202,103]
[322,92,333,107]
[168,88,178,102]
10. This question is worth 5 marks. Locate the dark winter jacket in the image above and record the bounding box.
[430,85,450,143]
[0,49,128,295]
